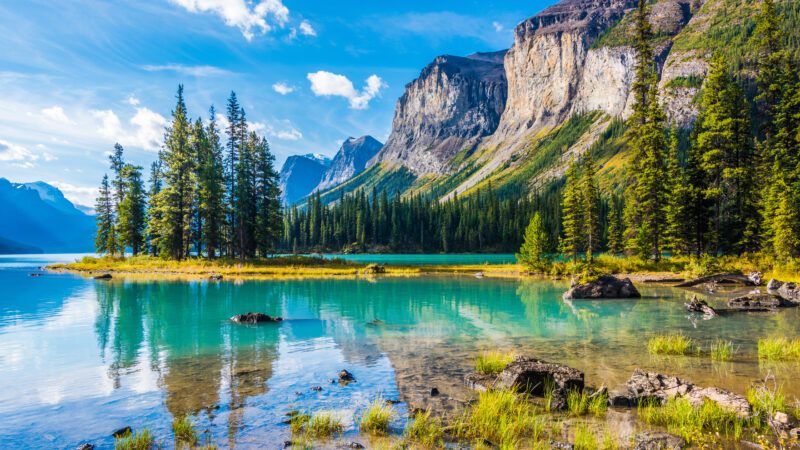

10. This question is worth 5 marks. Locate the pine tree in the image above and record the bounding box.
[117,164,147,255]
[664,129,692,254]
[109,143,126,212]
[95,174,118,256]
[198,106,227,258]
[749,0,786,139]
[225,92,242,256]
[581,153,600,263]
[606,196,624,254]
[560,159,584,262]
[255,136,282,256]
[150,85,196,260]
[771,175,799,261]
[517,212,550,272]
[146,159,163,256]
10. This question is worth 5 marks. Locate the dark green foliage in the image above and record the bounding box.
[517,212,550,272]
[559,159,584,262]
[95,174,118,256]
[117,164,147,255]
[665,75,705,90]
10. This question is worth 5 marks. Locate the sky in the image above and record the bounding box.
[0,0,551,207]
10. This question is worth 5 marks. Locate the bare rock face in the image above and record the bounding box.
[316,136,383,191]
[369,51,508,175]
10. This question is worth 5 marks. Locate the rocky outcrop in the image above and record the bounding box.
[315,136,383,191]
[465,356,584,410]
[369,51,508,175]
[767,279,800,303]
[230,313,283,324]
[279,153,331,205]
[728,293,795,311]
[563,275,641,299]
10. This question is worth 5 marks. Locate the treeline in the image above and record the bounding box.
[95,86,282,260]
[281,187,568,253]
[520,0,800,268]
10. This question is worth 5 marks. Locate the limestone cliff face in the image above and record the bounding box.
[315,136,383,192]
[369,51,508,175]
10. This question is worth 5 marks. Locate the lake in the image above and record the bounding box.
[1,254,798,449]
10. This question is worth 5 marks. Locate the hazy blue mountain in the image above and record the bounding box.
[0,178,95,253]
[315,136,383,192]
[279,153,331,205]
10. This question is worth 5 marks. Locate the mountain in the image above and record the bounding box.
[279,153,331,205]
[0,178,95,253]
[310,0,790,203]
[316,136,383,192]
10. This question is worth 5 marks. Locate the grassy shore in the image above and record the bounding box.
[46,253,800,282]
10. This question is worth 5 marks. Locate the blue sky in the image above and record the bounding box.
[0,0,550,207]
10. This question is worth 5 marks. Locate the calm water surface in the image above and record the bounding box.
[1,254,799,449]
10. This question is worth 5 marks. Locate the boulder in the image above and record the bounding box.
[563,275,641,299]
[230,313,283,324]
[766,279,800,303]
[686,387,751,418]
[463,372,498,392]
[684,296,717,317]
[496,356,583,410]
[632,431,686,450]
[94,274,112,280]
[338,369,356,383]
[748,272,763,286]
[728,294,795,311]
[626,369,693,404]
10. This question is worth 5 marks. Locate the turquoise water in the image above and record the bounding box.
[1,255,799,449]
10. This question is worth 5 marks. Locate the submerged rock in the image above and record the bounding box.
[338,369,356,383]
[94,273,112,280]
[230,313,283,324]
[632,431,686,450]
[728,294,795,311]
[563,275,640,299]
[76,444,94,450]
[684,295,718,317]
[111,426,131,438]
[766,279,800,303]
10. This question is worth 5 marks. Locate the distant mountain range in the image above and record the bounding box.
[0,178,94,254]
[279,136,383,205]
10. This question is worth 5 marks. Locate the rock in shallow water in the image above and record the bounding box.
[110,426,131,438]
[93,273,112,280]
[728,293,795,311]
[684,295,717,317]
[767,278,800,303]
[632,431,686,449]
[563,275,641,299]
[230,312,283,324]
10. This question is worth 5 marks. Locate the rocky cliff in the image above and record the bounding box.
[279,154,331,205]
[316,136,383,192]
[369,51,508,175]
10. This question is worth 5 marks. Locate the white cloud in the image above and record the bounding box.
[141,64,230,77]
[492,21,504,32]
[127,95,140,106]
[48,181,98,207]
[299,20,317,37]
[307,71,386,110]
[170,0,290,41]
[0,139,55,168]
[90,107,167,152]
[252,121,303,141]
[272,82,295,95]
[41,106,73,125]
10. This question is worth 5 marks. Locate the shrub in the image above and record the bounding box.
[359,398,395,435]
[475,351,515,375]
[648,334,694,355]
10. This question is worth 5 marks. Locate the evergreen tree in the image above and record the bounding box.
[750,0,786,139]
[95,174,118,256]
[117,164,147,255]
[771,176,800,260]
[517,212,550,272]
[581,153,600,262]
[560,159,584,262]
[146,159,163,256]
[664,129,692,254]
[606,196,624,254]
[198,107,227,258]
[224,92,242,256]
[255,136,282,256]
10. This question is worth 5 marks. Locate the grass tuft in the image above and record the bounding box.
[404,410,445,448]
[746,384,787,419]
[305,412,344,439]
[452,389,545,448]
[574,424,598,450]
[172,415,198,447]
[543,378,556,412]
[359,397,395,435]
[709,340,736,361]
[474,351,515,375]
[637,397,748,444]
[567,389,589,416]
[114,429,153,450]
[647,334,694,355]
[588,391,609,417]
[758,337,800,361]
[289,413,311,434]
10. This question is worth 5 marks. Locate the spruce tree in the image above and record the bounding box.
[749,0,785,139]
[517,212,550,273]
[146,159,163,256]
[95,174,118,256]
[606,196,624,254]
[117,164,147,255]
[225,92,242,256]
[199,107,227,258]
[581,153,600,263]
[664,129,692,254]
[255,136,282,256]
[560,159,584,262]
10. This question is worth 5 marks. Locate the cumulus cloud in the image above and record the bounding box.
[90,107,167,152]
[272,82,295,95]
[299,20,317,37]
[141,64,230,77]
[127,95,140,106]
[170,0,290,41]
[48,181,98,208]
[41,106,73,125]
[307,71,386,110]
[0,139,55,168]
[252,121,303,141]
